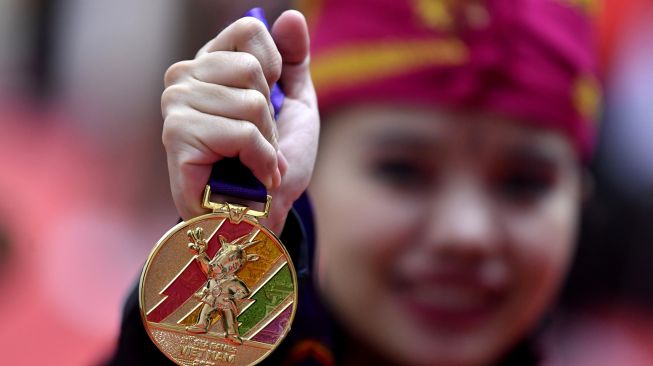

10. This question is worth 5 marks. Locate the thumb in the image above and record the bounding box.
[271,10,312,98]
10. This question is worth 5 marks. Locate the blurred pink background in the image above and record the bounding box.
[0,0,652,365]
[0,1,286,364]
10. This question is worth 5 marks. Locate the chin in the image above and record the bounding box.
[375,334,517,366]
[360,299,524,366]
[377,331,507,366]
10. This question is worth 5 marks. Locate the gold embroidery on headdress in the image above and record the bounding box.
[413,0,490,31]
[414,0,454,30]
[557,0,598,15]
[573,74,601,122]
[311,38,468,91]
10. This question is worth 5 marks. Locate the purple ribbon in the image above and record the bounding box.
[209,8,284,203]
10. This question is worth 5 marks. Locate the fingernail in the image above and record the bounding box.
[263,175,273,189]
[273,167,282,188]
[277,151,288,177]
[271,128,279,150]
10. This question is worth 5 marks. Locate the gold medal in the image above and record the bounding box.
[140,185,298,365]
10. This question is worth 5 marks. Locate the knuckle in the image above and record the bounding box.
[161,117,181,149]
[235,17,266,40]
[243,89,269,120]
[232,18,280,83]
[241,121,260,145]
[162,109,190,148]
[264,151,277,170]
[161,84,188,109]
[194,52,217,69]
[267,50,282,82]
[161,129,173,150]
[239,53,264,86]
[164,60,192,87]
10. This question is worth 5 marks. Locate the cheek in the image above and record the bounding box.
[310,156,426,276]
[508,197,577,281]
[501,191,579,329]
[311,179,423,284]
[309,158,427,334]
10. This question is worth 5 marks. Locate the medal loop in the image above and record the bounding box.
[202,184,271,220]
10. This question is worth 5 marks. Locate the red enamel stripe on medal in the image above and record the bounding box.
[146,220,254,323]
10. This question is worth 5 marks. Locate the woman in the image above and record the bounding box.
[109,0,600,364]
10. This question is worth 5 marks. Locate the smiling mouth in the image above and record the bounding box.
[391,276,506,331]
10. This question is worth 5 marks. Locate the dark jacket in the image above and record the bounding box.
[105,194,539,365]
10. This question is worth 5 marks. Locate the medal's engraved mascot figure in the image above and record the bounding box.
[185,227,260,344]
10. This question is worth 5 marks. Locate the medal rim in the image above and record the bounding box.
[139,212,299,366]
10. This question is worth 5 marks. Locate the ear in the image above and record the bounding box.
[247,254,260,262]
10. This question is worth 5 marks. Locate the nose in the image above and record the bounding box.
[426,178,500,261]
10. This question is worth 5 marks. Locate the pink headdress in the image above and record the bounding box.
[306,0,601,160]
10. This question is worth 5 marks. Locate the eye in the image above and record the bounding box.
[370,158,434,190]
[493,165,557,204]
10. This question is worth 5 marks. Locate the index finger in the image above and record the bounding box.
[197,16,282,90]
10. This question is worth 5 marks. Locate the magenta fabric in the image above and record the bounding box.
[310,0,600,160]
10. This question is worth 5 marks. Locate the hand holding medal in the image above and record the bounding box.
[161,8,317,234]
[140,8,318,365]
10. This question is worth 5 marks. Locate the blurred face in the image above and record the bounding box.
[309,105,581,366]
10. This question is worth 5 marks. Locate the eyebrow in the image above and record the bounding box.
[504,143,562,167]
[365,129,441,150]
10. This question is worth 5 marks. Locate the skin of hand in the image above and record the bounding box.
[161,10,319,234]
